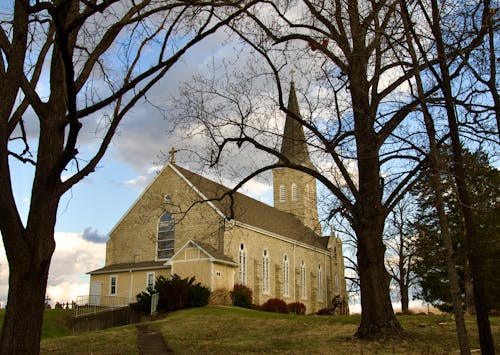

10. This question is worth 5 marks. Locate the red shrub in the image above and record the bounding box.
[287,302,306,315]
[231,284,253,308]
[261,298,289,314]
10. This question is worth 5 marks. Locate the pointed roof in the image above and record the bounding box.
[280,81,315,169]
[172,164,329,250]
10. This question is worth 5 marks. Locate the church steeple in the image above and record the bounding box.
[273,81,320,234]
[280,81,314,169]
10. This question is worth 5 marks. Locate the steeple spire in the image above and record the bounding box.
[280,81,315,169]
[273,81,320,234]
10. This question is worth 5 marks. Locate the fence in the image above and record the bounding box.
[151,293,159,314]
[74,295,133,317]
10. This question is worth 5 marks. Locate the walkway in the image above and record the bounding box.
[136,324,173,354]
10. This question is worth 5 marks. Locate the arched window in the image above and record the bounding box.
[158,213,175,260]
[262,249,270,294]
[239,243,247,285]
[317,265,323,300]
[283,254,289,297]
[291,183,298,201]
[279,184,286,202]
[301,260,307,300]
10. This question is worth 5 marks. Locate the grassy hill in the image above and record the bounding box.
[1,306,499,354]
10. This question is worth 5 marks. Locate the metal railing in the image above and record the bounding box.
[74,295,133,317]
[151,293,159,315]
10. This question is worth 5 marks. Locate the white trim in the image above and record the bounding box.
[108,163,225,236]
[146,272,155,289]
[234,220,330,255]
[169,164,226,219]
[89,265,169,275]
[167,240,238,267]
[108,164,172,236]
[109,275,117,296]
[262,249,270,295]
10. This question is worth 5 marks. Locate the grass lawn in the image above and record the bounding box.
[0,308,73,339]
[33,306,500,354]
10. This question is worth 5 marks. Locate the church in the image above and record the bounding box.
[88,82,348,314]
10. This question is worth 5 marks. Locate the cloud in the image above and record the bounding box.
[0,232,106,306]
[81,227,108,244]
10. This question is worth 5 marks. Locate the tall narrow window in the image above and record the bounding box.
[318,265,323,300]
[334,274,339,294]
[146,272,155,289]
[301,261,307,299]
[291,183,298,201]
[239,243,247,285]
[279,184,286,202]
[110,275,117,296]
[262,249,270,294]
[283,254,289,297]
[158,213,175,259]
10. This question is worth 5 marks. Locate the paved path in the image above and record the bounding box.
[136,324,173,354]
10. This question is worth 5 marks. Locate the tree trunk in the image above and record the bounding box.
[430,0,495,351]
[0,245,53,354]
[464,260,476,315]
[356,224,402,338]
[400,282,409,314]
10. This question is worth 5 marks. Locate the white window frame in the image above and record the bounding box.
[262,249,270,294]
[300,261,307,300]
[157,213,175,260]
[279,184,286,202]
[239,243,247,285]
[291,183,298,201]
[318,265,323,300]
[283,254,289,297]
[110,275,117,296]
[146,272,155,289]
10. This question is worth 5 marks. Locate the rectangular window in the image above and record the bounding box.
[262,250,270,294]
[283,255,289,297]
[146,272,155,289]
[318,266,323,300]
[301,262,307,300]
[110,275,117,296]
[239,244,247,285]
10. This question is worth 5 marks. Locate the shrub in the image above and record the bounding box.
[287,302,306,315]
[135,274,211,314]
[231,284,253,308]
[315,307,334,315]
[261,298,289,314]
[188,282,211,307]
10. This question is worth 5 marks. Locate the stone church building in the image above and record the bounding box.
[88,82,348,313]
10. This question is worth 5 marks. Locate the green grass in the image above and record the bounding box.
[2,306,499,354]
[0,308,73,339]
[48,306,500,354]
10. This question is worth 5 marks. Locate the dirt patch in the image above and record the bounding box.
[136,325,173,354]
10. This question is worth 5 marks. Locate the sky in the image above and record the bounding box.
[2,25,281,307]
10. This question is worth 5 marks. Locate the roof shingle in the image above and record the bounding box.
[173,164,329,250]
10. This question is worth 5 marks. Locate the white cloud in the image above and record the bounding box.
[0,232,106,306]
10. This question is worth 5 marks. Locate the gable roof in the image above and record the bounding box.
[168,240,238,266]
[172,164,329,250]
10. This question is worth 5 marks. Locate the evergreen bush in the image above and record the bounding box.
[135,275,211,313]
[231,284,253,308]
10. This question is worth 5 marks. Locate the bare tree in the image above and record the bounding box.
[169,0,492,339]
[0,0,255,352]
[411,0,496,352]
[383,197,418,314]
